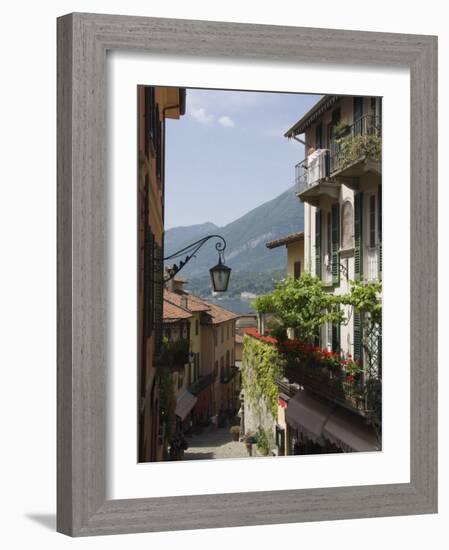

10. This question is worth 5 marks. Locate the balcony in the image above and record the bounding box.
[153,338,190,371]
[295,150,340,207]
[284,360,375,416]
[189,371,216,396]
[220,365,239,384]
[329,115,381,185]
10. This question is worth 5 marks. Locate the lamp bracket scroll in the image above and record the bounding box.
[163,234,231,292]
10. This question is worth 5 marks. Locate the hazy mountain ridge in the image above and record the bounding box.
[164,185,304,277]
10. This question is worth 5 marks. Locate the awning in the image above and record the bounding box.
[285,390,379,452]
[175,390,197,420]
[323,406,379,453]
[285,390,333,443]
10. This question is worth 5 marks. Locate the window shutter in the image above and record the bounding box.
[294,261,301,279]
[378,185,382,277]
[153,241,164,352]
[353,309,363,364]
[332,322,340,353]
[354,192,363,280]
[369,195,376,248]
[144,227,154,338]
[315,209,321,278]
[155,105,162,181]
[331,203,340,284]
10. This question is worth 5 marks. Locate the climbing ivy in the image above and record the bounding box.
[255,426,273,456]
[242,334,285,419]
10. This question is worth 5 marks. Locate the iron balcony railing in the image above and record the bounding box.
[329,114,381,173]
[294,149,330,194]
[284,361,376,416]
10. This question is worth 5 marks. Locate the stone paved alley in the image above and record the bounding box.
[183,426,252,460]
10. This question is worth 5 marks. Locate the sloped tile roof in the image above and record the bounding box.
[266,231,304,249]
[163,297,192,322]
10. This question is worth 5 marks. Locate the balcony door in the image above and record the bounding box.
[353,97,364,135]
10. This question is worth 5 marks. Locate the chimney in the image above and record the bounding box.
[181,295,188,310]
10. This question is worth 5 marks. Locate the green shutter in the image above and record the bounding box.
[353,308,362,364]
[331,203,340,284]
[332,322,340,352]
[354,192,363,280]
[315,209,321,278]
[378,185,382,277]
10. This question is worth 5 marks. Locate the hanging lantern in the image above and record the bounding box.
[209,256,231,292]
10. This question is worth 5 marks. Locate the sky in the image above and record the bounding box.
[164,88,321,229]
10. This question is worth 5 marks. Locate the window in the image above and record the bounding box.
[369,195,376,248]
[331,204,340,284]
[326,211,332,258]
[221,326,224,344]
[227,324,229,340]
[293,261,301,279]
[341,201,354,249]
[153,240,164,351]
[354,192,364,280]
[214,360,218,377]
[195,319,199,336]
[214,329,217,346]
[353,96,364,134]
[327,108,341,144]
[143,227,154,338]
[315,209,321,278]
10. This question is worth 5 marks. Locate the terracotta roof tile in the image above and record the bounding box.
[266,231,304,249]
[199,300,239,325]
[164,289,210,312]
[163,298,192,322]
[163,289,238,325]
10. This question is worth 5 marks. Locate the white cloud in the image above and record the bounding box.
[218,115,235,128]
[188,107,214,125]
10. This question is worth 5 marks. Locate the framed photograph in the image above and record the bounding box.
[57,13,437,536]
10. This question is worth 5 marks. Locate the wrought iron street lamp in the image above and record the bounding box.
[163,234,231,292]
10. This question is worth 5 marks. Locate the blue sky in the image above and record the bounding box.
[165,88,321,229]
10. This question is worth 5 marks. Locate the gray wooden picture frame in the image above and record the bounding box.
[57,12,438,537]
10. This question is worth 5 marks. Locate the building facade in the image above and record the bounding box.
[138,86,186,462]
[285,94,382,369]
[241,96,382,458]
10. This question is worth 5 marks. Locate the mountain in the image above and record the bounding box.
[164,186,303,278]
[164,221,218,253]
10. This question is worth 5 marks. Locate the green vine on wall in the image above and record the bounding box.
[242,334,285,419]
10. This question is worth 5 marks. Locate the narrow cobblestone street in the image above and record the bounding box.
[183,426,251,460]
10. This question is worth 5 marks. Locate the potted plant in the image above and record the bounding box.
[229,425,240,442]
[243,433,257,456]
[333,120,351,139]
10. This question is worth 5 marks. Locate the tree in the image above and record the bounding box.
[253,274,344,342]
